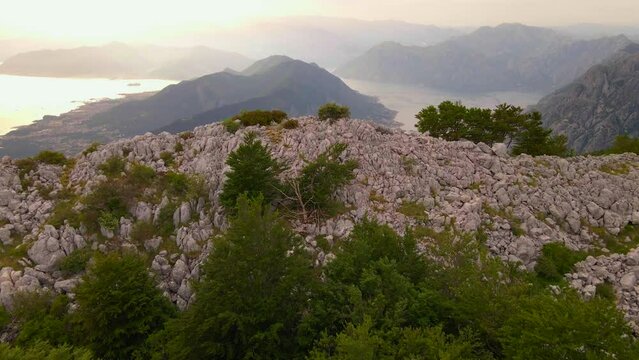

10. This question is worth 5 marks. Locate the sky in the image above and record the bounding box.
[2,0,639,42]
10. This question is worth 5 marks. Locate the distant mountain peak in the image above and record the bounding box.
[241,55,295,76]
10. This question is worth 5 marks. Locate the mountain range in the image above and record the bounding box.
[0,43,253,80]
[89,55,396,137]
[0,56,396,157]
[336,23,632,93]
[535,44,639,153]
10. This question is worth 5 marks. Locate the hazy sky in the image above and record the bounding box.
[2,0,638,41]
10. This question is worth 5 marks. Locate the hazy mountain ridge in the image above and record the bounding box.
[336,23,632,92]
[535,44,639,153]
[90,56,397,136]
[0,43,253,80]
[0,57,396,157]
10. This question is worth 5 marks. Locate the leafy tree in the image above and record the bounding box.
[512,112,571,157]
[599,135,639,155]
[499,291,639,359]
[220,132,283,211]
[415,101,571,156]
[289,143,356,218]
[318,103,351,122]
[534,243,587,283]
[164,195,317,359]
[74,252,175,360]
[33,151,68,165]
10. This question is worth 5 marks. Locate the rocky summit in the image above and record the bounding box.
[1,118,639,325]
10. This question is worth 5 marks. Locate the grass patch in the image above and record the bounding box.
[0,242,29,269]
[401,156,417,175]
[599,162,631,175]
[590,224,639,254]
[222,118,242,133]
[397,200,428,222]
[368,191,386,203]
[281,119,299,129]
[483,203,525,236]
[595,282,616,301]
[468,182,482,191]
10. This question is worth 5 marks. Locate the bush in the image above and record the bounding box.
[57,248,93,276]
[34,151,67,165]
[81,182,130,232]
[97,211,119,231]
[47,200,80,228]
[98,156,126,178]
[163,172,191,198]
[160,151,174,167]
[11,291,72,347]
[318,103,350,122]
[236,110,288,127]
[156,204,177,238]
[130,221,156,246]
[221,117,241,133]
[75,252,175,360]
[281,119,300,129]
[220,132,283,211]
[534,242,587,283]
[127,164,156,188]
[295,143,357,215]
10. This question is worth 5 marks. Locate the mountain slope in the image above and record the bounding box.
[0,43,252,80]
[535,44,639,153]
[90,56,397,136]
[336,23,631,92]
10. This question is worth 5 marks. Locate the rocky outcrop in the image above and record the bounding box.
[1,117,638,323]
[536,44,639,153]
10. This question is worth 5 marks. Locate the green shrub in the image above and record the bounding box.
[75,252,175,360]
[160,151,174,167]
[97,211,119,231]
[98,156,126,178]
[179,131,194,140]
[221,117,241,133]
[174,142,184,152]
[599,135,639,155]
[163,172,190,198]
[281,119,300,129]
[47,200,80,228]
[81,182,130,232]
[235,110,288,127]
[82,142,101,156]
[534,242,587,283]
[57,248,93,276]
[397,200,428,222]
[11,292,72,347]
[596,282,616,302]
[318,103,350,122]
[296,143,357,215]
[156,204,177,238]
[34,151,67,165]
[127,164,156,188]
[130,221,156,246]
[220,132,283,211]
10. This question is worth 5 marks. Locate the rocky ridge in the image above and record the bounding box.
[0,118,638,324]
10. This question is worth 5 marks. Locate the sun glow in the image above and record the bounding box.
[1,0,316,42]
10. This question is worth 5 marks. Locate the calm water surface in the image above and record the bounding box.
[0,74,175,135]
[342,78,545,130]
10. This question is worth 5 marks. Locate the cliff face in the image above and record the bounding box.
[536,45,639,153]
[1,118,638,324]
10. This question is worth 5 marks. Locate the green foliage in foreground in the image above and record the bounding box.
[415,101,570,156]
[534,242,588,283]
[4,216,639,359]
[74,252,176,360]
[318,103,351,122]
[163,195,317,359]
[0,342,93,360]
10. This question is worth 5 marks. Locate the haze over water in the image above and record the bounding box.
[0,74,174,135]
